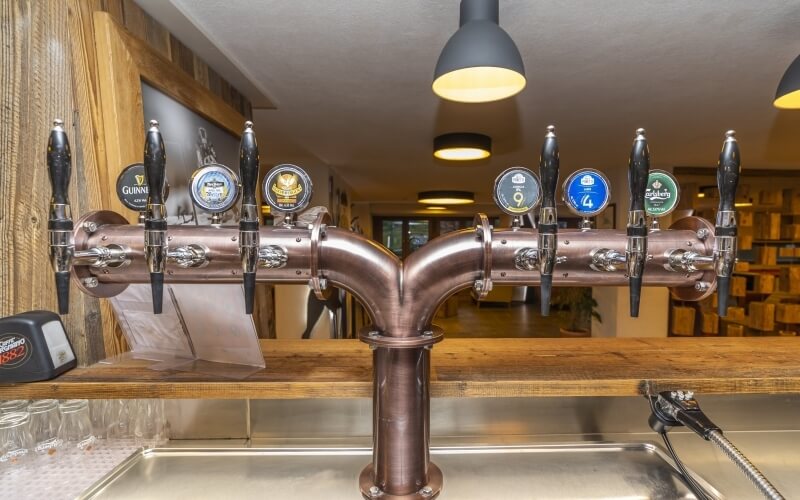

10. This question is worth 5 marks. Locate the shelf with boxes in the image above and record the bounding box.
[670,185,800,337]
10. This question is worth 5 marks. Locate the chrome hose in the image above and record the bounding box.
[707,430,784,500]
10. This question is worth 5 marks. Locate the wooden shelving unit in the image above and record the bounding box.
[672,186,800,336]
[2,338,800,400]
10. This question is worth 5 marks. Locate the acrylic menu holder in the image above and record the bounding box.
[109,283,265,379]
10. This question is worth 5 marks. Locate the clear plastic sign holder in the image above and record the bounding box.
[109,283,264,379]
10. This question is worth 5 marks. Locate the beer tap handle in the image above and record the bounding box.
[629,129,650,214]
[538,125,559,316]
[144,121,167,207]
[627,128,650,317]
[47,119,73,314]
[715,130,740,316]
[717,131,740,213]
[239,121,260,314]
[144,120,167,314]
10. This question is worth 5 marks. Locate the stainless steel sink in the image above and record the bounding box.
[79,442,722,499]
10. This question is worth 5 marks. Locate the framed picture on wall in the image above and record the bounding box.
[141,83,241,225]
[93,11,246,221]
[92,12,277,346]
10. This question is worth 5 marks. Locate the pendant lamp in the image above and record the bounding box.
[433,0,526,103]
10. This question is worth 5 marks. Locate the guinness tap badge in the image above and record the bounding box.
[263,164,313,213]
[116,163,171,212]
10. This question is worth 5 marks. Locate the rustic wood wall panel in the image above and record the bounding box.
[2,0,259,365]
[1,0,106,365]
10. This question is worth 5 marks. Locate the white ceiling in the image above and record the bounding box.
[164,0,800,204]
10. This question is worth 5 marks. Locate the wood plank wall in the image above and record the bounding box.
[1,0,254,365]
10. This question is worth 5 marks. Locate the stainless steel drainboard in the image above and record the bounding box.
[79,442,722,499]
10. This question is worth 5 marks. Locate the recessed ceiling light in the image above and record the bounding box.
[432,0,526,103]
[426,206,448,211]
[418,190,475,205]
[434,133,491,161]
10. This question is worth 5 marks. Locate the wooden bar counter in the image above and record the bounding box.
[1,338,798,400]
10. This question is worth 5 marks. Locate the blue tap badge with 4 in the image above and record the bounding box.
[563,169,611,217]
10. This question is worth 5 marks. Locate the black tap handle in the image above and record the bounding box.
[539,125,559,211]
[47,119,72,212]
[717,130,740,213]
[144,120,167,209]
[628,128,650,214]
[239,121,260,209]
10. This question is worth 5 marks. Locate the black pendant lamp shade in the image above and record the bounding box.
[433,0,526,103]
[775,54,800,109]
[418,190,475,205]
[434,132,492,160]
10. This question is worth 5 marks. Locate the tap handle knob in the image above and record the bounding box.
[239,121,260,208]
[47,119,72,212]
[628,128,650,214]
[717,130,740,213]
[144,120,167,209]
[539,125,559,210]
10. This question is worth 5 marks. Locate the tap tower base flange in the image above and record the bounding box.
[359,462,443,500]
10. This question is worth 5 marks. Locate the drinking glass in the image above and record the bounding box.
[58,399,97,456]
[0,400,29,415]
[0,411,34,467]
[89,399,108,439]
[132,399,166,447]
[28,399,62,459]
[104,399,133,439]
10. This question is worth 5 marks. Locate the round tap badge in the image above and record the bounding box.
[116,163,149,211]
[116,163,170,211]
[263,164,313,213]
[493,167,541,215]
[189,164,240,213]
[644,169,680,217]
[562,169,611,217]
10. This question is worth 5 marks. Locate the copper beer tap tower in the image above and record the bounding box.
[47,120,740,499]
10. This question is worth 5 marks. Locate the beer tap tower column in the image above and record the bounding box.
[46,120,741,500]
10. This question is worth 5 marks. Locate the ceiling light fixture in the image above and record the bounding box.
[426,206,448,211]
[433,132,491,160]
[432,0,526,103]
[418,190,475,205]
[774,55,800,108]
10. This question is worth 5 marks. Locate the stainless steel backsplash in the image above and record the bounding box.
[167,394,800,441]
